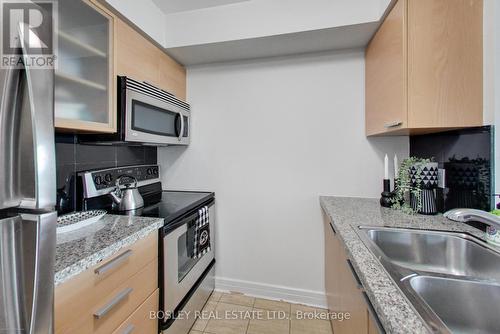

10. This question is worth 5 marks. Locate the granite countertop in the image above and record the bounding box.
[55,214,164,286]
[319,196,486,334]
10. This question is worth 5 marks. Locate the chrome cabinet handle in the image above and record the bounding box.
[329,222,337,235]
[122,324,135,334]
[384,121,403,128]
[94,288,133,319]
[94,250,133,275]
[346,259,363,290]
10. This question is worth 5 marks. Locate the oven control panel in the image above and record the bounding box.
[84,165,160,192]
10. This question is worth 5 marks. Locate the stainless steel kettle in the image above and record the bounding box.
[109,175,144,211]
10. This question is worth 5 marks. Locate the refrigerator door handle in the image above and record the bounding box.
[0,211,57,334]
[0,59,21,209]
[17,21,56,210]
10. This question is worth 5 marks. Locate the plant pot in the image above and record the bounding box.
[409,162,439,215]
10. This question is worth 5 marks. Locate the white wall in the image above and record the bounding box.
[484,0,496,125]
[163,0,383,47]
[158,50,409,306]
[493,0,500,198]
[105,0,391,50]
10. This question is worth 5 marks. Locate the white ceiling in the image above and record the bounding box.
[152,0,250,14]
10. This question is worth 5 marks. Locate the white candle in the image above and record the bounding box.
[384,154,389,180]
[394,154,399,178]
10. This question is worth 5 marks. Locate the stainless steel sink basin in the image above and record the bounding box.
[356,226,500,333]
[410,276,500,334]
[361,228,500,281]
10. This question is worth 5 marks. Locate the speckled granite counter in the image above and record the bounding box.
[55,214,164,286]
[319,196,486,334]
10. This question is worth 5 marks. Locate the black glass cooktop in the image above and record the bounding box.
[112,191,214,225]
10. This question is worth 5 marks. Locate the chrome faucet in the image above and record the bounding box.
[444,209,500,230]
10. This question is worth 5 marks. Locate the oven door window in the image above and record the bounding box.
[178,226,201,282]
[132,100,181,137]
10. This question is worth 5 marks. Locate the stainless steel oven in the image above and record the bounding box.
[80,76,190,146]
[161,200,215,333]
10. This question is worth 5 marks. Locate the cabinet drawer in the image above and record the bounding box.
[55,233,158,333]
[113,289,159,334]
[58,259,158,334]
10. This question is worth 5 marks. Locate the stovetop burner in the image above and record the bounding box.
[77,165,214,226]
[113,191,214,221]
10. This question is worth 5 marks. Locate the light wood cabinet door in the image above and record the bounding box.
[55,0,116,133]
[115,18,160,87]
[337,249,368,334]
[159,52,187,101]
[368,311,381,334]
[112,289,159,334]
[65,259,158,334]
[365,0,483,136]
[55,233,158,334]
[407,0,483,128]
[323,210,369,334]
[323,211,341,333]
[365,0,407,136]
[115,18,187,100]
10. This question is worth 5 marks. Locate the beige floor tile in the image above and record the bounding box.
[219,292,255,307]
[203,301,218,312]
[189,331,203,334]
[290,303,330,319]
[191,301,217,332]
[253,298,291,315]
[204,302,253,334]
[247,309,290,334]
[209,290,223,302]
[290,318,333,334]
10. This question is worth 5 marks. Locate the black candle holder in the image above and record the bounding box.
[380,179,393,207]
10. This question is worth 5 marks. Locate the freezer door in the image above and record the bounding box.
[0,16,56,210]
[0,211,56,334]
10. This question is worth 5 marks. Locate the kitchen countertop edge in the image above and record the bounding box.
[319,196,486,334]
[54,215,164,286]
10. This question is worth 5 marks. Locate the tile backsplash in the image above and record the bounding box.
[410,126,494,213]
[55,134,157,213]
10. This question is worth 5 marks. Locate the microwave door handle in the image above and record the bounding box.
[178,112,184,142]
[18,22,56,209]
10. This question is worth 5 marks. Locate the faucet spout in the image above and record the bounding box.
[444,209,500,230]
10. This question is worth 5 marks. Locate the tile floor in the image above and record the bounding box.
[189,291,333,334]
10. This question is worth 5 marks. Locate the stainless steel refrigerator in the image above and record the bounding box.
[0,18,57,334]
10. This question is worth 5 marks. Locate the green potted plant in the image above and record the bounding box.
[392,157,436,214]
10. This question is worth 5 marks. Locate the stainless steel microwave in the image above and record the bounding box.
[80,76,190,146]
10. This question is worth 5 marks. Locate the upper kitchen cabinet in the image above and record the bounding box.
[115,19,187,101]
[55,0,187,133]
[366,0,483,136]
[55,0,116,133]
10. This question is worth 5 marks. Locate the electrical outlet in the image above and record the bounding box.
[438,168,446,189]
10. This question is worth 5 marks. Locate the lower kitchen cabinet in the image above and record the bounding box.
[368,312,381,334]
[55,233,159,334]
[112,289,159,334]
[322,211,382,334]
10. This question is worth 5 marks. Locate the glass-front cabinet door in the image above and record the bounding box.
[55,0,116,133]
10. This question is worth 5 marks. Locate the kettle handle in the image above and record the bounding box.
[115,175,138,189]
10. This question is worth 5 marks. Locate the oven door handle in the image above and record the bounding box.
[178,112,184,142]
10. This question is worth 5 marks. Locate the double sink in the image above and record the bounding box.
[357,227,500,334]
